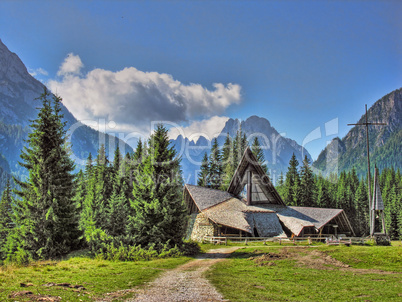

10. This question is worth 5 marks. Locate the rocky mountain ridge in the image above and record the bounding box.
[172,115,311,185]
[313,88,402,177]
[0,39,133,180]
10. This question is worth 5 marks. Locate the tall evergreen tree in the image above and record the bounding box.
[299,155,315,207]
[133,138,144,164]
[241,132,248,156]
[84,153,93,182]
[315,176,332,208]
[129,124,187,249]
[284,153,300,206]
[221,133,232,167]
[220,133,234,191]
[251,137,268,174]
[208,138,223,189]
[232,130,242,167]
[0,178,13,259]
[354,179,369,236]
[73,170,86,214]
[113,145,122,177]
[197,152,209,187]
[10,89,80,260]
[106,179,128,237]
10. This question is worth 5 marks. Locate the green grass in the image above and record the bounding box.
[319,244,402,272]
[206,244,402,302]
[0,251,191,301]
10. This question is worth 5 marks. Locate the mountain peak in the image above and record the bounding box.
[245,115,271,127]
[0,39,133,177]
[174,114,311,184]
[0,39,33,85]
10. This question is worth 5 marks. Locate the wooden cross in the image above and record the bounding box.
[348,104,386,236]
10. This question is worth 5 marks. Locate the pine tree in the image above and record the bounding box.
[84,153,93,182]
[0,178,13,259]
[251,137,268,174]
[80,146,109,238]
[10,89,80,260]
[221,133,232,167]
[232,130,242,167]
[220,133,234,191]
[241,132,248,156]
[299,155,315,207]
[133,138,144,164]
[354,179,369,236]
[73,170,86,215]
[106,179,128,237]
[208,138,222,189]
[284,153,300,206]
[197,152,209,187]
[278,172,284,187]
[113,145,122,177]
[129,124,187,249]
[276,172,285,200]
[336,171,348,209]
[315,176,331,208]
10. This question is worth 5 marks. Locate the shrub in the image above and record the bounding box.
[375,235,391,246]
[180,240,201,256]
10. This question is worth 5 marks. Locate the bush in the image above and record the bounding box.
[85,228,201,261]
[6,247,32,266]
[180,241,201,256]
[375,235,391,246]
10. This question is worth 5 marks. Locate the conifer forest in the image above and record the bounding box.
[0,90,401,265]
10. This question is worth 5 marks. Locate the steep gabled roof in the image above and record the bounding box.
[227,147,285,206]
[184,184,234,211]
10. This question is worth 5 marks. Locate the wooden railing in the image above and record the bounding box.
[203,235,370,246]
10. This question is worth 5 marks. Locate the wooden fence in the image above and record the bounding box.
[203,235,371,246]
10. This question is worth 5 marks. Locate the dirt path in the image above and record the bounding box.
[124,246,240,302]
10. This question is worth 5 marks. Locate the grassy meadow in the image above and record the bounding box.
[1,242,401,301]
[0,250,191,301]
[206,242,402,302]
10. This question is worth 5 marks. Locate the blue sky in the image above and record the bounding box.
[1,0,401,159]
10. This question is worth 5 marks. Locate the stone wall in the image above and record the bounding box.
[189,213,216,242]
[185,213,197,240]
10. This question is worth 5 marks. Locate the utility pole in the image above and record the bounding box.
[348,104,386,236]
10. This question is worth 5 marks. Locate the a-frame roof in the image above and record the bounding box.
[227,147,285,206]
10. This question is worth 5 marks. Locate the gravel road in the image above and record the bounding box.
[126,246,240,302]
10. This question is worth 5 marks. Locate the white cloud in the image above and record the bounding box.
[169,116,229,142]
[29,67,48,77]
[57,53,83,76]
[49,54,242,135]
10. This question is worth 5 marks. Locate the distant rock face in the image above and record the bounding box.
[0,39,133,178]
[172,115,311,185]
[313,88,402,177]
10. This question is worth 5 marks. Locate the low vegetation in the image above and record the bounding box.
[207,243,402,302]
[0,250,192,301]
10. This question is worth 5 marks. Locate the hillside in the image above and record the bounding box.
[313,88,402,177]
[0,39,133,179]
